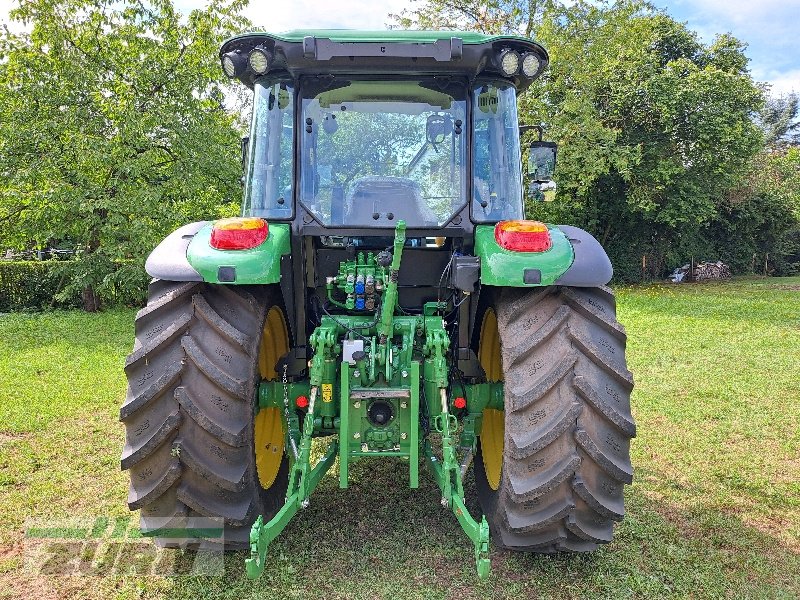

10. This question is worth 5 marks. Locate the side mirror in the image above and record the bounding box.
[426,114,453,145]
[527,141,557,182]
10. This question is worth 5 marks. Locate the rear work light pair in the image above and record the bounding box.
[210,217,269,250]
[222,46,273,78]
[223,45,540,80]
[497,48,541,77]
[495,220,552,252]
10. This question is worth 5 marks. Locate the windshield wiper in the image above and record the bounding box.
[405,142,439,175]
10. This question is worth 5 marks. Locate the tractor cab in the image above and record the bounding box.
[222,30,549,235]
[213,30,570,370]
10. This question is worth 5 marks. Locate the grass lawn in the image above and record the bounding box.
[1,277,798,599]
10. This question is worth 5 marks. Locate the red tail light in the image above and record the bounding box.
[495,220,552,252]
[210,217,268,250]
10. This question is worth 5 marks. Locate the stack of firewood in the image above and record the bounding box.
[693,261,731,280]
[668,261,731,282]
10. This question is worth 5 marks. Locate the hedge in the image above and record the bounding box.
[0,260,148,312]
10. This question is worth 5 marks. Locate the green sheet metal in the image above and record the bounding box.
[186,222,290,284]
[474,224,574,287]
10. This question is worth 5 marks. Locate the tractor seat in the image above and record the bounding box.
[343,176,438,227]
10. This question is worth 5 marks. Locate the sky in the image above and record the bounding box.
[662,0,799,95]
[0,0,797,95]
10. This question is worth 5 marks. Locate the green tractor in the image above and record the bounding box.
[120,29,635,579]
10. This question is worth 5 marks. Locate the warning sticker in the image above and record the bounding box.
[322,383,333,403]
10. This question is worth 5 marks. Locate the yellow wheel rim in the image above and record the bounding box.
[478,309,502,382]
[479,309,504,490]
[254,306,289,489]
[258,306,289,380]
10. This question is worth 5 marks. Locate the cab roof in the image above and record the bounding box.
[219,29,548,90]
[238,29,538,45]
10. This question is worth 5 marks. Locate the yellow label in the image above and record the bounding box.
[322,384,333,403]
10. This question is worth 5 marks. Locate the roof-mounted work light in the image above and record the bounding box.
[521,53,541,77]
[498,48,521,76]
[221,50,247,78]
[248,46,272,75]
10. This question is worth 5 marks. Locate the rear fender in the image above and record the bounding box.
[145,221,292,285]
[185,222,291,284]
[474,224,612,287]
[553,225,612,286]
[145,221,207,281]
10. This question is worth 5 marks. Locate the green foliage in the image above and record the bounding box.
[713,147,800,275]
[759,93,800,147]
[391,0,540,36]
[0,260,148,311]
[0,261,74,311]
[392,0,789,281]
[0,0,249,308]
[521,2,765,277]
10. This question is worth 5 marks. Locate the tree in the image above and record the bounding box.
[717,146,800,274]
[391,0,544,36]
[0,0,250,309]
[531,7,762,248]
[759,93,800,148]
[391,0,766,279]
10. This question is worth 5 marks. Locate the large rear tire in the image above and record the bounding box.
[474,286,635,551]
[120,280,289,547]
